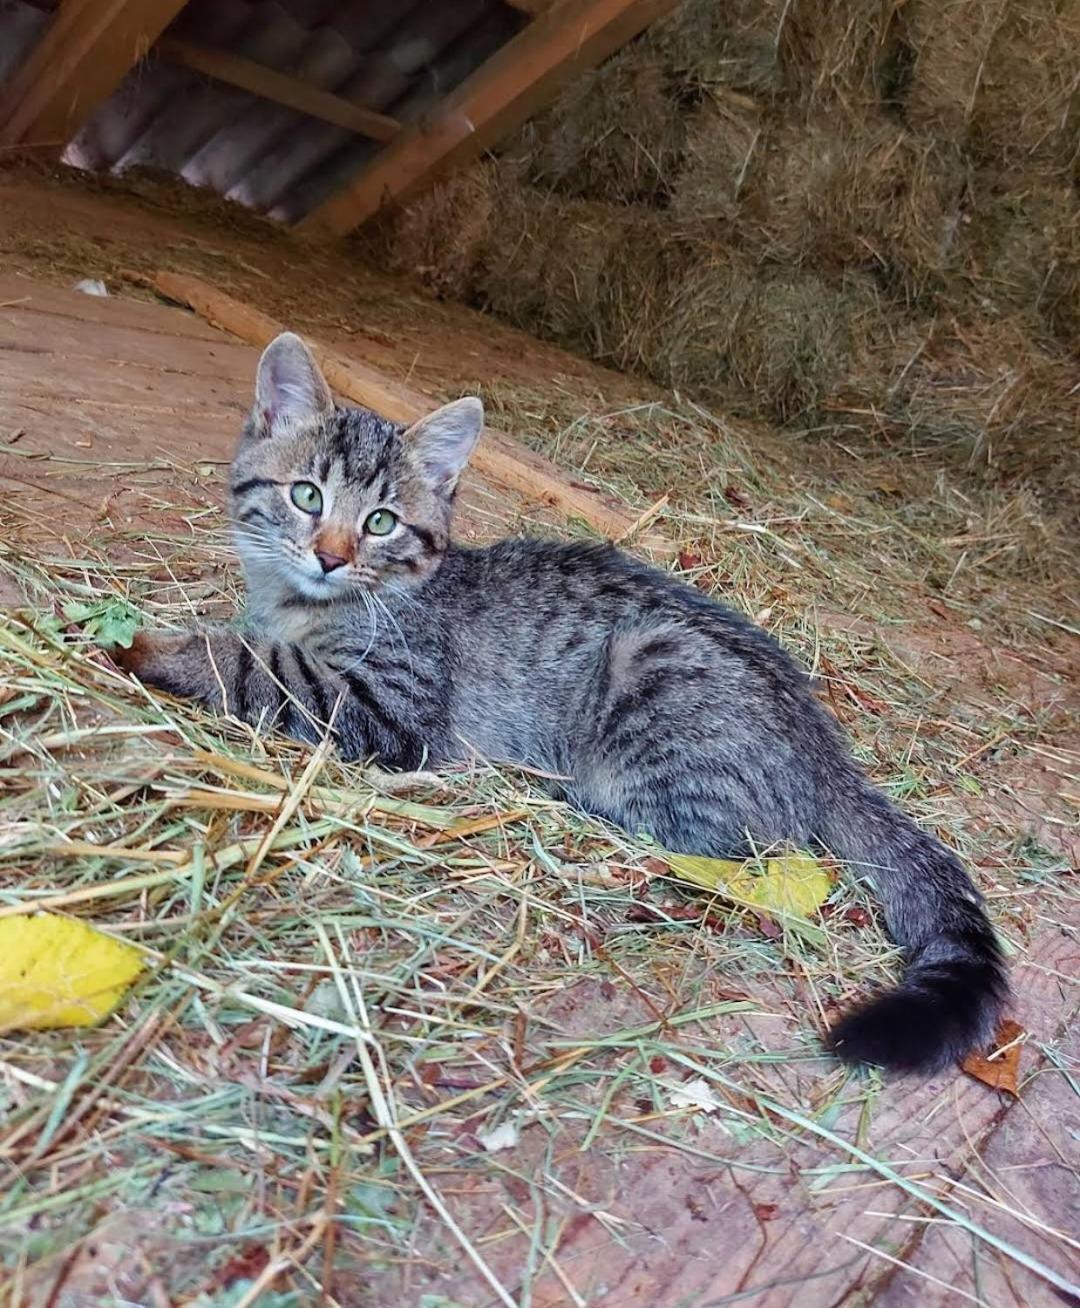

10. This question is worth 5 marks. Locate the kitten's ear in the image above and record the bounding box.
[252,332,333,438]
[403,397,483,492]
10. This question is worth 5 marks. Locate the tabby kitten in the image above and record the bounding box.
[113,333,1007,1073]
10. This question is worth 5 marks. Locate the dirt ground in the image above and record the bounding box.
[0,167,1077,1307]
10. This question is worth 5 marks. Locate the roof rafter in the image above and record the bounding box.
[157,36,400,144]
[0,0,190,152]
[300,0,681,236]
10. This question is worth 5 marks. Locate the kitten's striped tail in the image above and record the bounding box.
[819,775,1008,1073]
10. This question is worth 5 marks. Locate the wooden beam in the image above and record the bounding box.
[156,36,400,144]
[0,0,189,152]
[504,0,555,14]
[151,271,672,555]
[299,0,681,235]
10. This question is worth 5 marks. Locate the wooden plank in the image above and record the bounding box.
[0,310,254,385]
[151,270,672,554]
[0,276,557,552]
[0,0,189,152]
[0,273,231,343]
[156,36,400,144]
[299,0,681,235]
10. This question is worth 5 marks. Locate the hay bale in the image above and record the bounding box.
[727,269,884,422]
[362,163,494,299]
[876,317,1080,499]
[961,176,1080,343]
[646,251,884,422]
[641,246,754,391]
[593,211,678,371]
[472,184,674,367]
[471,177,566,330]
[969,0,1080,172]
[758,119,965,295]
[668,100,766,235]
[644,0,911,108]
[642,0,785,96]
[777,0,911,113]
[514,51,684,204]
[902,0,1008,142]
[903,0,1079,171]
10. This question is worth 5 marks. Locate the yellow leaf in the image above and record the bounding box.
[664,851,832,920]
[0,914,144,1032]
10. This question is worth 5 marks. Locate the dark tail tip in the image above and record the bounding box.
[826,947,1009,1074]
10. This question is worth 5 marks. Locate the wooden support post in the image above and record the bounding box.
[151,271,671,555]
[299,0,681,235]
[156,37,400,143]
[0,0,190,152]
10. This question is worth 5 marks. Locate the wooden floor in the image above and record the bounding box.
[0,273,571,573]
[0,239,1076,1305]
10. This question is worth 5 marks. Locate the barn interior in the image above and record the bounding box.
[0,2,1077,1305]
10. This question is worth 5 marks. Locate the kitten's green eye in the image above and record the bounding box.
[364,509,398,536]
[290,482,322,514]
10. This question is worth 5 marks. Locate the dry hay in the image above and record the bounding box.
[901,0,1010,142]
[866,316,1080,500]
[671,108,967,297]
[471,183,611,351]
[643,0,910,110]
[960,174,1080,343]
[594,209,680,371]
[725,267,886,422]
[902,0,1080,172]
[646,246,755,392]
[471,181,675,368]
[668,99,766,234]
[647,252,886,424]
[759,120,965,295]
[969,0,1080,172]
[359,163,495,300]
[776,0,910,113]
[641,0,785,96]
[361,0,1079,514]
[513,51,684,205]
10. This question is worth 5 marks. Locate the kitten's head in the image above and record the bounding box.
[229,332,482,601]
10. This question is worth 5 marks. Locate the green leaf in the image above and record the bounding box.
[62,599,140,648]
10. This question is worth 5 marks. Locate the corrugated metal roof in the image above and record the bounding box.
[1,0,524,223]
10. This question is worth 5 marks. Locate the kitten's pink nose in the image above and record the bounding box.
[315,550,348,574]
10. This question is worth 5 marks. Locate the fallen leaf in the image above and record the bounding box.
[0,914,144,1031]
[62,598,140,649]
[961,1018,1025,1096]
[678,550,702,571]
[723,484,751,510]
[753,911,782,940]
[476,1119,521,1153]
[664,851,832,921]
[665,1076,723,1113]
[842,905,872,928]
[213,1243,271,1290]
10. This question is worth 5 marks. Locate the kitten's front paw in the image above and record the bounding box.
[108,629,194,693]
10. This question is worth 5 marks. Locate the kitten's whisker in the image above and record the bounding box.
[372,592,414,672]
[347,590,379,669]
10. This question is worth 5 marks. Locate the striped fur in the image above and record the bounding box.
[113,333,1008,1074]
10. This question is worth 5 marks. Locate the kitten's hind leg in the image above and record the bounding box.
[571,620,813,857]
